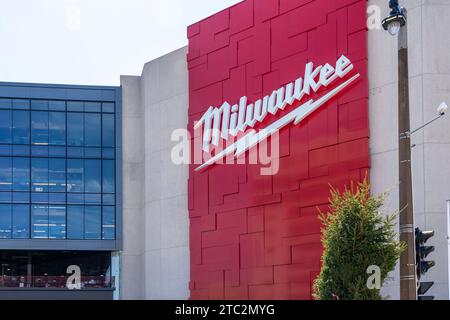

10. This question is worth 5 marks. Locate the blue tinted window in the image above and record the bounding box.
[102,160,115,193]
[85,160,101,193]
[102,206,115,240]
[49,101,65,111]
[102,194,115,205]
[31,158,48,193]
[102,148,115,159]
[0,110,12,144]
[31,204,48,239]
[31,146,49,157]
[67,113,84,146]
[49,112,66,145]
[85,194,101,205]
[13,157,29,191]
[67,101,83,112]
[13,110,30,144]
[0,204,12,238]
[67,147,83,158]
[67,193,84,205]
[85,102,101,113]
[49,146,65,158]
[0,157,12,191]
[0,99,12,109]
[67,159,84,193]
[31,193,48,203]
[49,205,66,239]
[84,206,101,240]
[0,145,11,156]
[12,204,29,238]
[31,100,48,110]
[49,158,65,192]
[85,114,101,147]
[102,114,115,147]
[13,192,29,203]
[49,193,65,204]
[13,145,29,157]
[13,100,30,110]
[67,206,83,239]
[85,148,101,158]
[102,103,114,113]
[0,192,11,203]
[31,111,49,145]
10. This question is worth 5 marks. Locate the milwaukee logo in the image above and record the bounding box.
[194,55,360,171]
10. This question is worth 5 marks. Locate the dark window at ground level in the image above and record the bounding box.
[0,250,112,289]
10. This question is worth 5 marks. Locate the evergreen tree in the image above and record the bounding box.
[313,180,405,300]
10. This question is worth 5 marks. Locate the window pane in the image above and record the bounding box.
[67,113,84,146]
[31,146,48,157]
[49,146,65,158]
[49,193,65,204]
[31,158,48,192]
[12,145,29,157]
[0,110,12,144]
[31,111,49,145]
[0,157,12,191]
[67,101,83,112]
[102,206,115,240]
[84,206,101,240]
[13,110,30,144]
[31,100,48,110]
[49,158,65,193]
[49,205,66,239]
[102,103,114,113]
[67,159,83,193]
[0,192,11,203]
[102,114,115,147]
[31,193,48,203]
[85,102,101,113]
[12,204,29,239]
[67,206,83,239]
[67,193,84,205]
[0,204,12,239]
[13,157,29,191]
[102,160,115,193]
[0,99,12,109]
[13,192,29,204]
[84,114,101,147]
[85,193,101,205]
[13,99,30,110]
[85,160,101,193]
[49,112,66,145]
[49,101,65,111]
[31,205,48,239]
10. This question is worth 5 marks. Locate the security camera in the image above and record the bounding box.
[437,102,448,116]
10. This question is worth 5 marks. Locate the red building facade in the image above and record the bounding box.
[187,0,369,299]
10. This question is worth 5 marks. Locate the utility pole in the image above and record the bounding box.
[398,9,417,300]
[397,9,417,301]
[382,0,417,300]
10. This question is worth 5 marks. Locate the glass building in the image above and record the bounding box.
[0,82,121,300]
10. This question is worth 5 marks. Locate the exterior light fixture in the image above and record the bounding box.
[438,102,448,116]
[404,102,449,138]
[382,0,406,36]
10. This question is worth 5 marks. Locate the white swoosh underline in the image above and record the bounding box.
[195,73,361,171]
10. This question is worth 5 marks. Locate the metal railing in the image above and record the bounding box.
[0,275,114,289]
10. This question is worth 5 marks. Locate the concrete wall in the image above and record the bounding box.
[120,47,190,300]
[369,0,450,300]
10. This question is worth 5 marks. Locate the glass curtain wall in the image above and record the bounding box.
[0,99,116,240]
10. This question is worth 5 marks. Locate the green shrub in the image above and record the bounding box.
[313,179,405,300]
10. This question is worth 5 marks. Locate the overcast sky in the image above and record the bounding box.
[0,0,242,86]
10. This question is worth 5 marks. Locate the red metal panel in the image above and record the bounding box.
[187,0,369,300]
